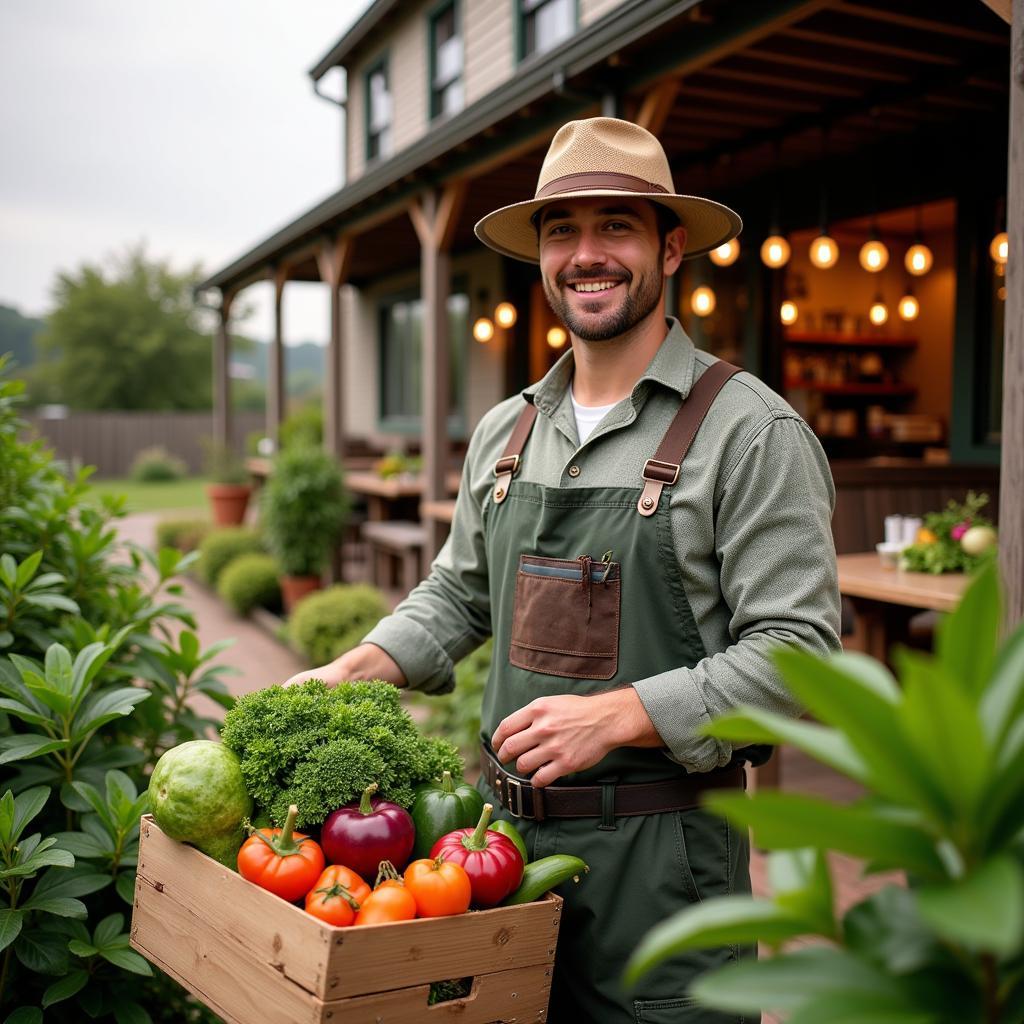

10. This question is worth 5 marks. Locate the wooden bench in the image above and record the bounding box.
[361,520,427,594]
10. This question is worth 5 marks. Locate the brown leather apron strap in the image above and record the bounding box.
[480,742,743,822]
[637,359,741,517]
[493,400,538,504]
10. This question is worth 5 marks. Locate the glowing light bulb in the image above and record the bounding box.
[905,243,933,276]
[809,235,839,269]
[869,300,889,326]
[691,286,716,317]
[859,239,889,272]
[760,235,790,268]
[709,238,740,267]
[898,294,919,321]
[780,301,798,326]
[494,302,517,328]
[546,326,567,349]
[472,317,495,343]
[990,231,1008,265]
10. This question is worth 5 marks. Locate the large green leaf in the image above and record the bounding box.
[704,791,946,878]
[0,697,52,728]
[843,886,942,976]
[767,849,836,938]
[703,708,870,784]
[99,946,152,976]
[71,686,150,741]
[93,912,124,947]
[14,550,43,589]
[915,854,1024,955]
[0,909,24,952]
[3,1007,43,1024]
[30,865,111,901]
[70,642,114,712]
[10,786,49,844]
[22,593,80,613]
[783,996,933,1024]
[14,927,71,974]
[773,648,949,820]
[978,724,1024,850]
[979,618,1024,746]
[935,560,1000,696]
[42,969,88,1008]
[113,1003,153,1024]
[0,735,68,766]
[622,897,812,988]
[896,650,991,820]
[45,644,74,695]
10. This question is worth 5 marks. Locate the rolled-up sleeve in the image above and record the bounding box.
[632,413,842,771]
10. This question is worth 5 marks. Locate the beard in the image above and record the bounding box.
[543,261,664,342]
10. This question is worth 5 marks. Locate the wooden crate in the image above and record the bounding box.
[130,816,561,1023]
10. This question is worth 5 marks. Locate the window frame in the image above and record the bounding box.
[516,0,578,64]
[428,0,464,122]
[363,55,392,165]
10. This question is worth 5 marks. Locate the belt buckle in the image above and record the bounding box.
[505,777,524,818]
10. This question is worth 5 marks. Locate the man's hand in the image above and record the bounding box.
[491,687,663,788]
[283,643,408,688]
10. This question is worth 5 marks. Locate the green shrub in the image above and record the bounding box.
[156,516,212,553]
[197,525,264,585]
[0,353,227,1019]
[279,403,322,451]
[130,444,188,482]
[262,446,348,577]
[200,436,249,485]
[288,583,389,665]
[218,552,281,615]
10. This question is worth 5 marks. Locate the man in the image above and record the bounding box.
[286,117,841,1021]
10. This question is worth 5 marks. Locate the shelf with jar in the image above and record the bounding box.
[783,332,918,349]
[783,345,915,401]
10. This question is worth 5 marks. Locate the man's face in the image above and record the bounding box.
[537,197,684,342]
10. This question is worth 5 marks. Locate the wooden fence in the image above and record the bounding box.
[23,411,266,478]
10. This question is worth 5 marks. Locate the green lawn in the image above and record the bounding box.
[89,476,211,513]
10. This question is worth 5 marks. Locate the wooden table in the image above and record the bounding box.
[344,471,460,522]
[420,498,456,524]
[837,552,968,663]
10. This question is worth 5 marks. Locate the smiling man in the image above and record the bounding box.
[286,118,841,1022]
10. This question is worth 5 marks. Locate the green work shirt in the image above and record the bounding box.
[363,318,842,773]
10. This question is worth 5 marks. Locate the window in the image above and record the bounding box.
[430,1,464,120]
[520,0,574,61]
[379,288,469,433]
[365,59,392,162]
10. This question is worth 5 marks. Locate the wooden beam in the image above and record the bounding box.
[213,291,234,450]
[838,1,1008,43]
[317,235,352,467]
[268,266,288,447]
[980,0,1012,24]
[635,78,680,135]
[1000,0,1023,625]
[779,26,961,66]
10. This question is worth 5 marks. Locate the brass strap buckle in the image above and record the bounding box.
[505,777,524,818]
[493,454,520,478]
[642,458,680,485]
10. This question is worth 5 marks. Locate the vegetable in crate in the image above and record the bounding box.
[410,770,485,859]
[148,739,252,867]
[503,855,589,905]
[306,864,371,926]
[321,782,415,880]
[220,679,463,828]
[489,819,529,864]
[354,863,417,925]
[237,803,325,902]
[403,856,473,918]
[430,803,524,908]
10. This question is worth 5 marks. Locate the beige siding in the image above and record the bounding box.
[346,69,365,182]
[580,0,627,27]
[463,1,514,108]
[391,17,429,154]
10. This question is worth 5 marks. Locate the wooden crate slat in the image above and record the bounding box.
[131,887,321,1024]
[135,816,331,996]
[322,962,553,1023]
[324,895,560,998]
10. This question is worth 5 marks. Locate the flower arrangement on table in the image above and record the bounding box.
[900,491,998,574]
[374,451,424,479]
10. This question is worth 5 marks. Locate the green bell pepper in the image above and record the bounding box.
[410,770,484,859]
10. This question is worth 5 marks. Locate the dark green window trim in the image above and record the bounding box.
[428,0,464,123]
[364,55,391,165]
[377,279,469,438]
[516,0,579,64]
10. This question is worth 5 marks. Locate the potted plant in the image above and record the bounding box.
[202,437,253,526]
[262,445,349,612]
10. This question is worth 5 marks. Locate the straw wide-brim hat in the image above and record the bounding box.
[475,117,742,264]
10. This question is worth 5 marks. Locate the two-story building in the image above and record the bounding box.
[197,0,1021,612]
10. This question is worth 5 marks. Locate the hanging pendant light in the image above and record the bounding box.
[472,317,495,343]
[494,302,518,328]
[990,231,1008,265]
[898,287,919,322]
[780,300,798,326]
[546,325,568,349]
[760,235,790,268]
[710,238,740,267]
[869,294,889,327]
[691,286,716,317]
[905,206,932,275]
[810,234,839,269]
[859,233,889,272]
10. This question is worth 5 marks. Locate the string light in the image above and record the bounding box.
[869,296,889,326]
[905,243,932,276]
[760,235,790,268]
[898,291,919,321]
[710,239,740,266]
[691,286,716,317]
[494,302,518,328]
[472,317,495,343]
[990,231,1008,265]
[546,326,568,349]
[809,235,839,269]
[780,301,798,326]
[859,239,890,272]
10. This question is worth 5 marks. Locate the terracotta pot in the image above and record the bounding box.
[280,574,321,613]
[206,483,252,526]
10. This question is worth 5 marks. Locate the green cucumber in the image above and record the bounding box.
[489,820,529,864]
[502,855,589,905]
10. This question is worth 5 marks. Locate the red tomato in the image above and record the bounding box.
[237,805,324,903]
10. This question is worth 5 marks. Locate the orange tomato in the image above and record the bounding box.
[308,864,371,906]
[354,884,417,925]
[916,528,938,545]
[403,857,472,918]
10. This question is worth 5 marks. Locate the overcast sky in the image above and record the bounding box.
[0,1,374,345]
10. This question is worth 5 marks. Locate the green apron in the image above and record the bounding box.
[477,362,756,1023]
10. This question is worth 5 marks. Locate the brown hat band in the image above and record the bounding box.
[535,171,670,199]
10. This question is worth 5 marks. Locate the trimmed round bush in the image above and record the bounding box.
[218,553,281,615]
[130,445,188,482]
[156,517,212,553]
[288,584,389,666]
[197,526,265,586]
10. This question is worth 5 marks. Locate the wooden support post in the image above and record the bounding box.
[410,182,467,562]
[316,236,353,460]
[213,292,233,449]
[635,78,681,136]
[1000,0,1023,625]
[268,266,288,447]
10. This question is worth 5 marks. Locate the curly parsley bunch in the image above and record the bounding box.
[220,680,463,828]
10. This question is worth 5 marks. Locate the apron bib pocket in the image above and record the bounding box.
[509,553,621,679]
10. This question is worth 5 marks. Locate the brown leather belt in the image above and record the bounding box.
[480,742,744,822]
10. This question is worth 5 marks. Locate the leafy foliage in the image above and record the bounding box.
[129,447,187,484]
[278,403,322,452]
[154,518,211,555]
[0,357,223,1020]
[217,554,281,616]
[625,563,1024,1024]
[220,680,463,828]
[901,491,996,575]
[261,446,349,577]
[287,584,388,665]
[196,526,264,586]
